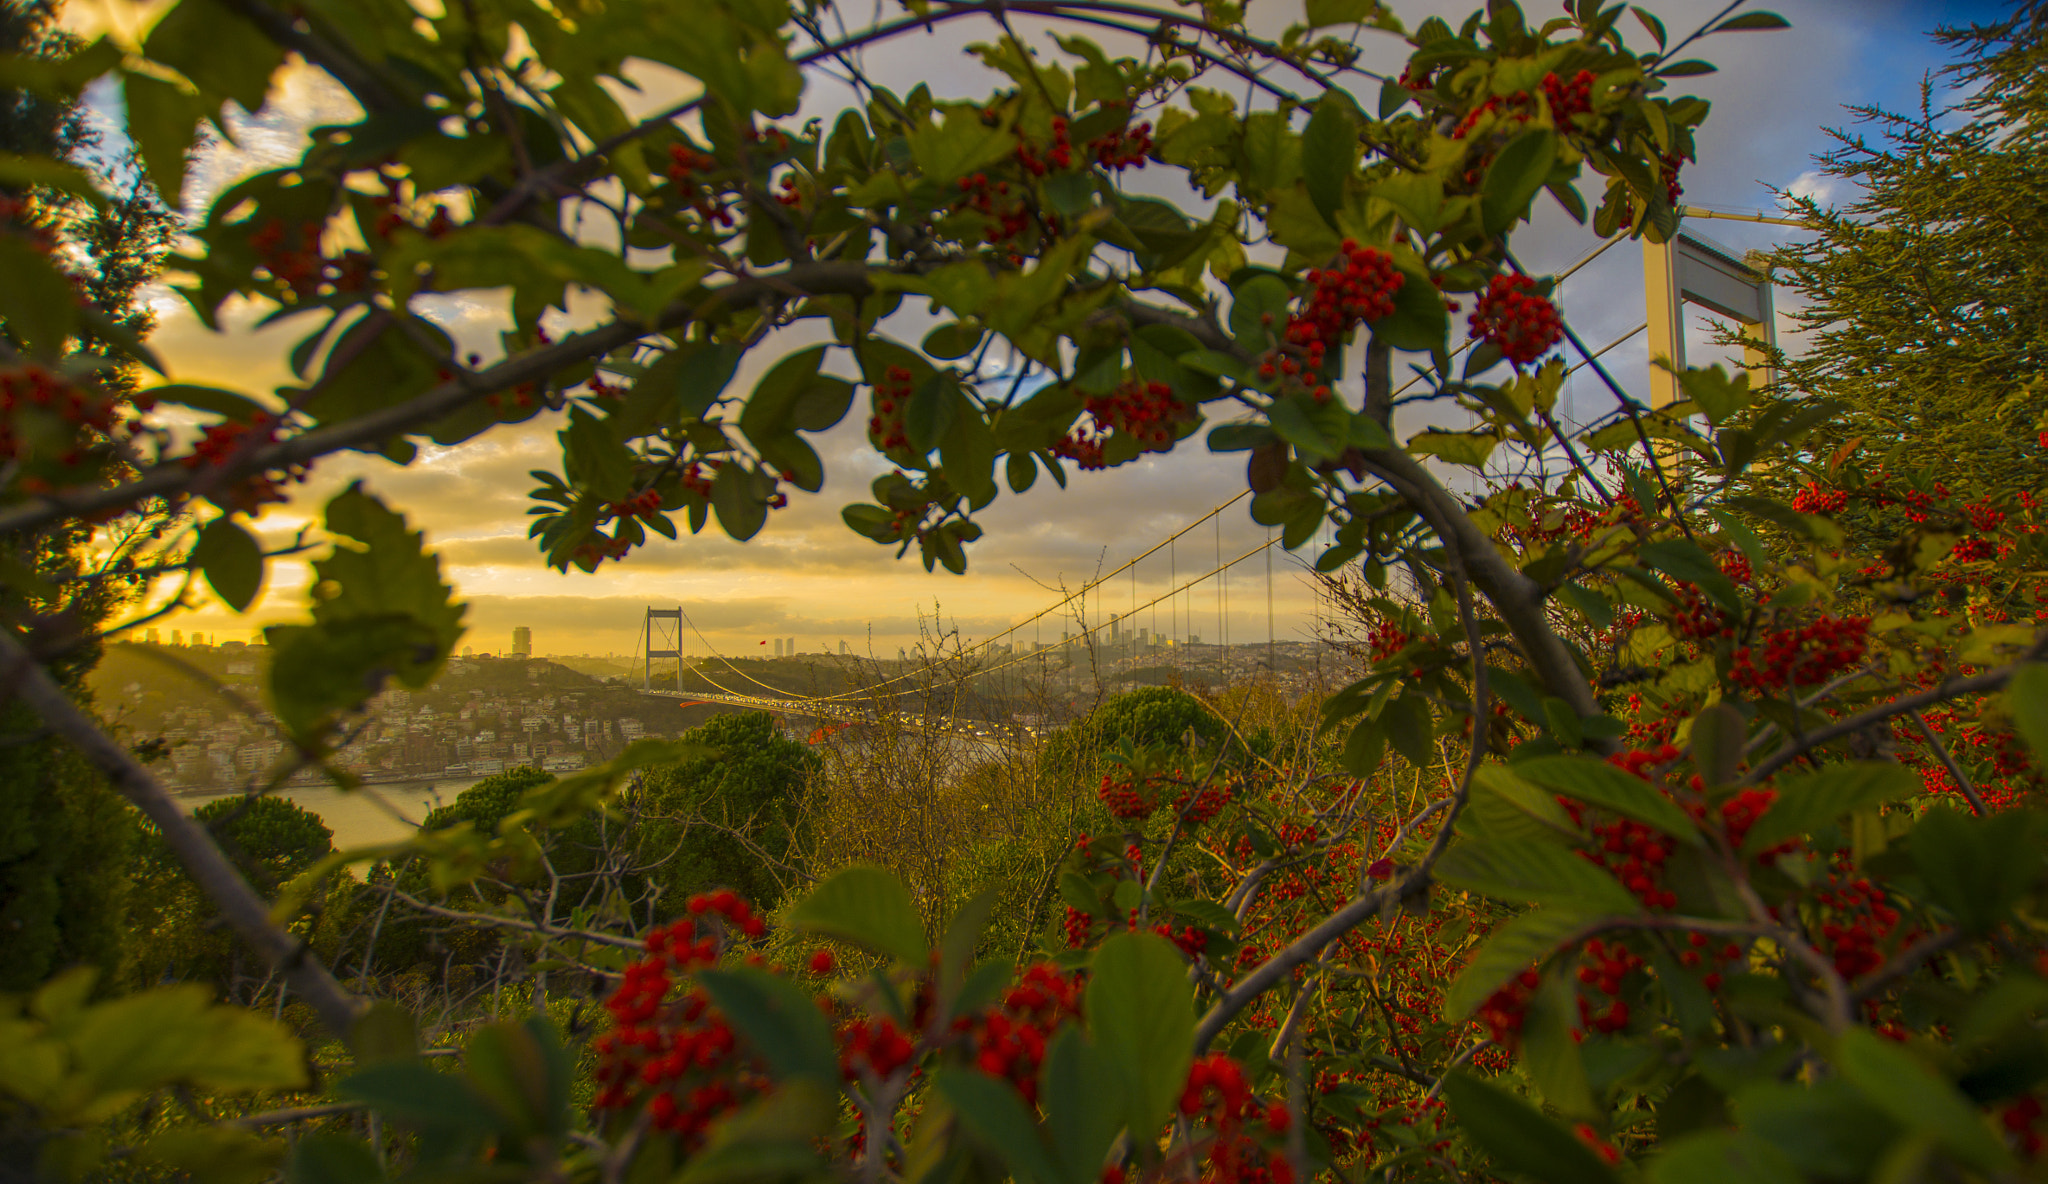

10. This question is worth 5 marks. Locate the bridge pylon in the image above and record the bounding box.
[645,607,684,692]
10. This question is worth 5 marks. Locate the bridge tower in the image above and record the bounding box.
[644,607,684,692]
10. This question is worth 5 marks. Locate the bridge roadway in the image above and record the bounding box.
[637,689,1034,749]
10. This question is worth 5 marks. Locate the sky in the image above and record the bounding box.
[68,0,2010,661]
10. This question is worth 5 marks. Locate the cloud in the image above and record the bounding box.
[117,0,1975,660]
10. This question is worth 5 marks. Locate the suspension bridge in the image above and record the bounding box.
[629,208,1796,729]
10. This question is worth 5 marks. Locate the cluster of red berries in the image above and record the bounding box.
[1152,921,1210,959]
[1086,121,1154,170]
[868,365,916,452]
[0,366,121,465]
[1451,93,1535,140]
[248,218,336,300]
[1179,1054,1295,1184]
[1273,243,1405,394]
[1962,497,2007,532]
[1087,378,1191,449]
[1015,115,1073,176]
[954,173,1033,245]
[1053,379,1192,470]
[1792,481,1849,514]
[1172,781,1235,825]
[774,174,802,207]
[1813,865,1904,980]
[606,488,665,521]
[1098,771,1165,820]
[1477,967,1542,1045]
[1730,614,1871,692]
[839,1015,916,1082]
[1716,787,1787,852]
[1659,150,1685,205]
[1669,582,1736,642]
[182,416,278,470]
[1397,61,1438,90]
[1468,274,1563,367]
[591,892,769,1148]
[1719,548,1754,585]
[1575,938,1641,1034]
[965,962,1083,1105]
[1675,930,1748,992]
[2002,1095,2045,1160]
[1952,536,1998,563]
[680,458,720,499]
[666,143,734,228]
[1542,69,1596,122]
[1567,794,1679,910]
[1366,619,1411,663]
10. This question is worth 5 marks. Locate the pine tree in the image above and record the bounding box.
[1768,2,2048,498]
[0,0,177,990]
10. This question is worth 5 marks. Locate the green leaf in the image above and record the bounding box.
[787,865,930,964]
[1481,130,1558,236]
[1440,1071,1622,1184]
[0,235,77,354]
[1445,909,1596,1020]
[121,73,205,209]
[337,1062,504,1134]
[1228,273,1292,351]
[1741,763,1917,855]
[1522,972,1596,1118]
[1639,538,1742,611]
[562,406,634,502]
[1513,754,1701,841]
[1711,11,1791,32]
[1041,1028,1125,1184]
[905,371,959,455]
[144,0,285,112]
[1306,0,1382,26]
[1836,1028,2013,1173]
[1342,717,1387,777]
[192,518,264,613]
[924,321,986,360]
[907,104,1017,186]
[710,461,768,542]
[68,982,307,1095]
[1906,807,2045,935]
[1435,837,1640,912]
[1657,60,1718,77]
[1086,931,1194,1140]
[284,1134,382,1184]
[1648,1131,1803,1184]
[1409,428,1499,468]
[1301,93,1360,231]
[2007,663,2048,764]
[696,967,841,1085]
[1381,693,1433,767]
[934,1068,1062,1184]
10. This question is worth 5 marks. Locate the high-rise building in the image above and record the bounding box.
[171,629,182,645]
[145,628,160,643]
[839,640,849,655]
[512,626,532,657]
[774,639,783,657]
[786,637,795,655]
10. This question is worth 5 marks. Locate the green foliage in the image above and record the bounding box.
[639,711,817,910]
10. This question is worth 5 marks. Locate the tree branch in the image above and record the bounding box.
[0,627,368,1037]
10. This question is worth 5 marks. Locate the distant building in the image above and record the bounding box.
[839,640,849,655]
[171,629,182,645]
[145,628,159,643]
[512,627,532,657]
[786,637,795,655]
[773,639,784,657]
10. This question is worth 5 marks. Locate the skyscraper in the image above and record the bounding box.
[786,637,795,655]
[774,638,784,657]
[512,626,532,657]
